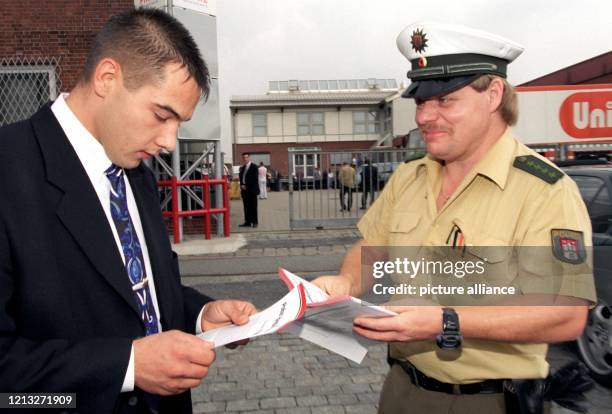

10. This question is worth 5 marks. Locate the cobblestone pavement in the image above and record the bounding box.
[192,334,387,414]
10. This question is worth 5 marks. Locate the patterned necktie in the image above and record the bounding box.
[105,164,159,336]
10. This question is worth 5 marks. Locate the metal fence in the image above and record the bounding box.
[288,147,425,229]
[0,56,62,126]
[151,140,228,240]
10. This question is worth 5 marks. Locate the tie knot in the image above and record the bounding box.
[105,164,125,193]
[105,163,123,177]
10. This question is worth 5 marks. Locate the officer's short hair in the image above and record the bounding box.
[470,75,518,126]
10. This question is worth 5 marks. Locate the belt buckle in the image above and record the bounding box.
[452,384,462,395]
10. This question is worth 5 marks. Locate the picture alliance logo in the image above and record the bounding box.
[559,91,612,138]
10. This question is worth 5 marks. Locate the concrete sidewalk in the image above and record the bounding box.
[174,228,361,258]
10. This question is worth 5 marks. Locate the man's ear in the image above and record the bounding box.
[91,58,121,98]
[487,77,504,113]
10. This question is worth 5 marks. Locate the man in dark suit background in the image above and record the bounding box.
[0,9,255,414]
[360,159,379,209]
[239,152,260,228]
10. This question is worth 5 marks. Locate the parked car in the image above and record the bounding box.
[564,163,612,386]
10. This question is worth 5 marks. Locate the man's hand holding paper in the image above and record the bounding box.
[198,284,306,348]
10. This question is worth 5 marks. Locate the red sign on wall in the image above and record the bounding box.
[559,91,612,139]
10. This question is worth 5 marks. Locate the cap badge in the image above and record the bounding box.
[410,28,428,53]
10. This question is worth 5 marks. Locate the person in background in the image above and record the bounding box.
[360,159,378,209]
[239,152,259,227]
[258,161,268,200]
[338,161,355,211]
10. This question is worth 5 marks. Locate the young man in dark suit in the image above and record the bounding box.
[238,152,260,228]
[0,9,255,414]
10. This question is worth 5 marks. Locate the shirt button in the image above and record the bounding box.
[128,396,138,406]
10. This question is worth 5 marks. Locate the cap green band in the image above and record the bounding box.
[408,53,509,80]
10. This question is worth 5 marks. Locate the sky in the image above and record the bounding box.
[210,0,612,160]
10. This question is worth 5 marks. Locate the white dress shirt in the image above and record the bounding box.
[51,94,162,392]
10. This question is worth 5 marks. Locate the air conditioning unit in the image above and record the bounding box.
[288,80,299,91]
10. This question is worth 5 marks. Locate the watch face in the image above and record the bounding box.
[444,319,458,331]
[437,333,462,349]
[438,308,462,349]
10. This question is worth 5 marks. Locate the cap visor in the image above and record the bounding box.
[402,75,479,99]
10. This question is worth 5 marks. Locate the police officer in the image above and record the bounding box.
[314,22,596,413]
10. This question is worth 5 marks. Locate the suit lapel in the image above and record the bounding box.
[126,168,175,328]
[31,105,141,319]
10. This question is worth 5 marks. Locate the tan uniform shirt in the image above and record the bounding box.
[338,165,355,188]
[358,128,596,383]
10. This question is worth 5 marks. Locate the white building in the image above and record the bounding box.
[230,79,398,177]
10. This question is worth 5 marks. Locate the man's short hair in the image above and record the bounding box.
[470,75,519,126]
[242,152,250,157]
[82,8,210,99]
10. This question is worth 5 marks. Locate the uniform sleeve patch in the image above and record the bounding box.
[513,155,564,184]
[551,229,586,264]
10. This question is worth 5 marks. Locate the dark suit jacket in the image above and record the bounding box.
[239,163,260,195]
[0,105,213,413]
[360,164,379,190]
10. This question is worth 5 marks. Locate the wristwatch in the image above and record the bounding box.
[436,308,462,349]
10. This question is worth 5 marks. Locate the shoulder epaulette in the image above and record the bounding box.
[512,155,564,184]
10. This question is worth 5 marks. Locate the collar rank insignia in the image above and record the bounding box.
[551,229,586,264]
[512,155,564,184]
[411,28,428,53]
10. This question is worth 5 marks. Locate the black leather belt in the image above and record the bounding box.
[392,358,506,395]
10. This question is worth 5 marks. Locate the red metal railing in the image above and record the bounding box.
[157,176,230,243]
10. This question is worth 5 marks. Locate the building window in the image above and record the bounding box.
[353,110,380,134]
[384,106,392,134]
[297,112,325,135]
[0,64,58,126]
[293,153,320,178]
[249,153,271,166]
[252,113,267,137]
[330,152,353,166]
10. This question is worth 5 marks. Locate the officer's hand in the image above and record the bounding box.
[134,330,215,395]
[353,306,442,342]
[312,275,353,297]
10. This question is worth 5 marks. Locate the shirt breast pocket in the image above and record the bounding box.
[448,219,513,287]
[388,213,421,245]
[464,239,513,287]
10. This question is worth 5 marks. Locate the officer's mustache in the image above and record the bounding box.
[419,124,452,135]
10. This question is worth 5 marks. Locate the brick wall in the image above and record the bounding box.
[0,1,134,92]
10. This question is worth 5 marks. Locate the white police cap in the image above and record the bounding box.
[396,22,524,99]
